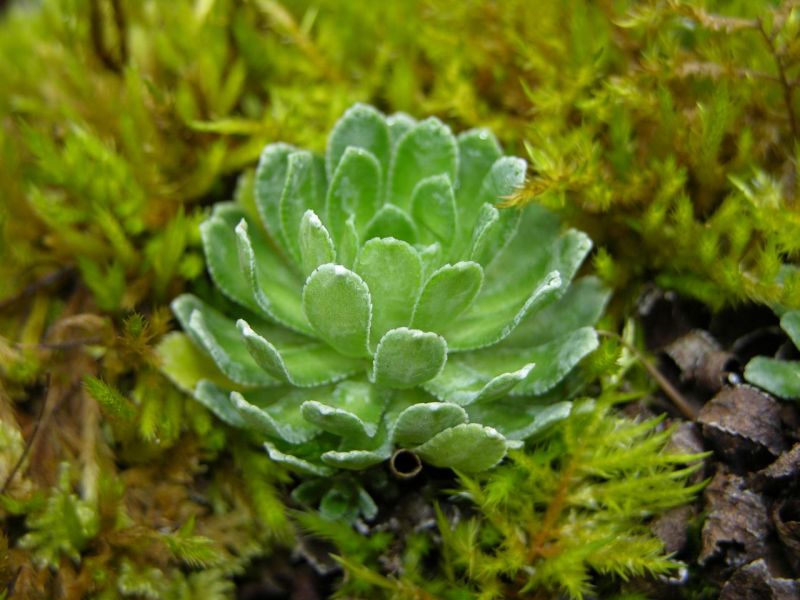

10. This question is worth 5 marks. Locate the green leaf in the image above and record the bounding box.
[469,203,522,267]
[235,219,312,334]
[200,209,260,313]
[302,264,372,358]
[425,362,534,406]
[443,271,562,351]
[237,319,364,387]
[325,146,382,244]
[387,113,416,148]
[354,237,422,345]
[502,276,610,347]
[265,442,333,477]
[412,261,484,333]
[372,327,447,389]
[194,380,246,428]
[230,390,318,444]
[392,402,468,447]
[414,423,507,472]
[466,399,573,441]
[338,216,360,269]
[781,310,800,349]
[364,204,418,244]
[157,332,236,394]
[455,129,502,225]
[462,327,599,397]
[254,143,295,249]
[744,357,800,399]
[388,117,458,210]
[299,210,335,276]
[411,174,457,249]
[279,151,325,263]
[321,446,392,470]
[326,103,390,179]
[301,380,384,439]
[173,295,278,387]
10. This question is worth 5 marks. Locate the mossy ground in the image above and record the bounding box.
[1,1,799,598]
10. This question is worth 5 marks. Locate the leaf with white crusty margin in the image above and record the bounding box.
[467,399,573,442]
[389,117,458,210]
[443,271,562,351]
[411,174,457,249]
[254,143,294,251]
[424,362,534,406]
[279,151,325,264]
[455,129,502,227]
[237,319,364,387]
[235,220,312,334]
[302,380,384,439]
[176,296,278,387]
[299,210,335,277]
[745,357,800,399]
[372,328,447,389]
[364,204,418,244]
[355,238,422,346]
[230,390,318,444]
[326,103,391,179]
[414,423,507,472]
[392,402,468,447]
[412,262,483,333]
[326,147,382,244]
[265,442,333,477]
[302,264,372,358]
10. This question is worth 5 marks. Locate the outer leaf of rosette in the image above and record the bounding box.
[279,150,326,265]
[299,210,335,277]
[455,129,502,225]
[326,103,391,179]
[424,361,535,406]
[255,143,295,254]
[320,432,393,471]
[442,270,563,352]
[194,380,246,428]
[325,146,382,245]
[199,204,261,313]
[236,318,365,387]
[301,379,385,440]
[354,238,422,347]
[456,326,600,397]
[371,327,447,389]
[413,423,507,472]
[265,442,334,477]
[745,357,800,399]
[466,398,573,443]
[411,261,484,334]
[388,117,458,210]
[501,276,609,348]
[158,332,238,396]
[411,174,457,250]
[364,204,418,244]
[235,219,313,335]
[172,294,279,387]
[302,264,373,358]
[391,402,468,447]
[229,386,322,444]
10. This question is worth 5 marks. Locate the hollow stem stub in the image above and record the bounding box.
[390,448,423,480]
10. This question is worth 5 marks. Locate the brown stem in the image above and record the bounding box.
[0,376,49,494]
[597,330,698,420]
[758,17,799,140]
[0,267,75,313]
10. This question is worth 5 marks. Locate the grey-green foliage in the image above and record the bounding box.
[745,310,800,399]
[159,104,608,511]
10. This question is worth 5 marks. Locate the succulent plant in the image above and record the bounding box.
[159,104,608,500]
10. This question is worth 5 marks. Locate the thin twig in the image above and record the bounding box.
[597,330,698,420]
[0,267,75,313]
[14,337,103,350]
[1,376,49,494]
[758,17,799,140]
